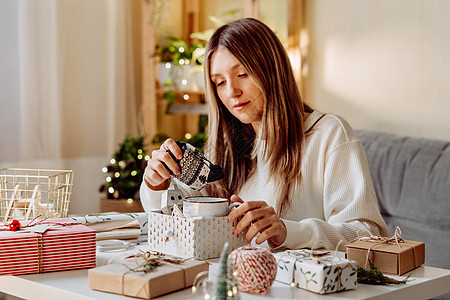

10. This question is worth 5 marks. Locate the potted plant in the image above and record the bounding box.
[156,36,205,102]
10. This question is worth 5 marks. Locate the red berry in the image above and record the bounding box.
[9,220,21,231]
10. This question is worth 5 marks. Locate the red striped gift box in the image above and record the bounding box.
[0,219,96,275]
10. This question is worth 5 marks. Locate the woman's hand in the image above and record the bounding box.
[227,194,287,247]
[143,138,183,190]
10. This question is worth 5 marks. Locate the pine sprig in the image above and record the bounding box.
[216,243,230,299]
[357,261,410,285]
[215,243,240,300]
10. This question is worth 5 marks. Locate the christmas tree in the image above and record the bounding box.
[99,135,148,200]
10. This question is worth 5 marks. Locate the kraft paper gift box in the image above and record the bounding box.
[88,257,209,299]
[147,211,247,259]
[346,239,425,275]
[274,250,358,294]
[0,219,96,275]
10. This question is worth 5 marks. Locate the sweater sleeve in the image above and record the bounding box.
[280,140,389,251]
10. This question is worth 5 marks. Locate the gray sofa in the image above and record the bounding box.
[356,129,450,299]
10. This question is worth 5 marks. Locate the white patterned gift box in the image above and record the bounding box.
[147,211,247,259]
[274,250,358,294]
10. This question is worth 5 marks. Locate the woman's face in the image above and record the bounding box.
[210,46,264,132]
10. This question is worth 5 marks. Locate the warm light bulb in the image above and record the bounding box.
[184,59,190,65]
[118,161,125,168]
[144,155,150,161]
[227,290,233,297]
[185,133,192,139]
[127,198,133,204]
[131,170,137,176]
[137,149,143,154]
[114,172,120,178]
[137,154,143,160]
[290,282,295,287]
[179,59,185,65]
[232,286,237,294]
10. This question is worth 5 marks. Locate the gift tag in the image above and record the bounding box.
[21,224,60,234]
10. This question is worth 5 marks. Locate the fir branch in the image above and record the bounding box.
[215,243,230,300]
[357,261,410,285]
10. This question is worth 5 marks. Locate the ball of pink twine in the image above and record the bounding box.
[229,245,277,293]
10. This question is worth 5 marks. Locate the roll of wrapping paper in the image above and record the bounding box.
[69,213,148,240]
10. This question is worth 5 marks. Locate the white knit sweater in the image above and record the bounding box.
[140,111,389,250]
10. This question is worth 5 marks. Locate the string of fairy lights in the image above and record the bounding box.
[99,136,149,202]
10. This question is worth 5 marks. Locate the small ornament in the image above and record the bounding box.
[164,230,174,242]
[9,220,21,231]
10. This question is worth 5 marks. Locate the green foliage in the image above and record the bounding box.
[99,135,147,200]
[357,261,410,285]
[215,243,229,300]
[156,36,204,65]
[215,243,239,300]
[163,90,176,104]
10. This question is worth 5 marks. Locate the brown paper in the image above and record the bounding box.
[346,239,425,275]
[88,259,209,299]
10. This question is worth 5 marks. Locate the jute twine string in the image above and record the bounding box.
[349,226,405,268]
[229,245,277,293]
[285,240,345,289]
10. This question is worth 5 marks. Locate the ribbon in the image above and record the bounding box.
[349,226,406,268]
[285,240,347,291]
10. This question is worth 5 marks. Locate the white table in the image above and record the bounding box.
[1,244,449,300]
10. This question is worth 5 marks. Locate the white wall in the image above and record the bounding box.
[304,0,450,141]
[0,156,107,214]
[0,0,20,162]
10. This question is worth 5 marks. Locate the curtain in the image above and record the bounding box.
[17,0,141,161]
[0,0,143,214]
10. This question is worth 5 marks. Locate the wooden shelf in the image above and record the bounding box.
[156,89,204,97]
[166,103,207,115]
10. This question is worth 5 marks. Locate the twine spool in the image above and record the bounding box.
[229,245,277,293]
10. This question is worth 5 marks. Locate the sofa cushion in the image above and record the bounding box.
[356,129,450,270]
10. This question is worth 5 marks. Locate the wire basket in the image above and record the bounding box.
[0,168,74,222]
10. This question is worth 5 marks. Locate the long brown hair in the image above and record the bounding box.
[204,18,311,216]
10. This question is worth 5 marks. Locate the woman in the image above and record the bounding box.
[140,18,388,250]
